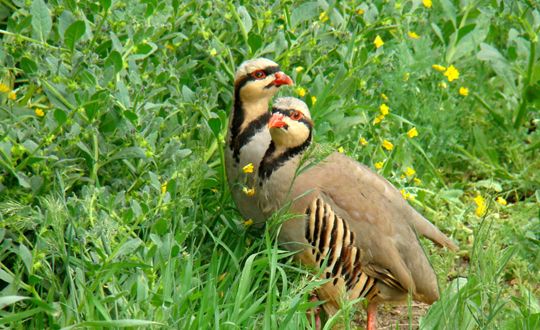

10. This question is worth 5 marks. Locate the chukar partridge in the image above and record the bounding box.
[225,58,293,224]
[257,97,458,329]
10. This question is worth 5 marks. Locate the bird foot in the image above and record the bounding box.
[366,303,378,330]
[307,293,321,330]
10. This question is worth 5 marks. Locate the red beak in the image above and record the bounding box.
[268,113,287,128]
[273,72,293,86]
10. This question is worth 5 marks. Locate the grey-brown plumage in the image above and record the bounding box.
[258,97,458,327]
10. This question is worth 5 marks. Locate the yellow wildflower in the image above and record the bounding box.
[382,140,394,151]
[432,64,446,72]
[359,137,368,146]
[295,66,304,73]
[496,196,507,206]
[438,81,448,89]
[413,177,422,185]
[244,219,254,227]
[407,127,419,138]
[337,146,345,153]
[374,35,384,48]
[35,108,45,117]
[403,72,410,81]
[473,195,487,217]
[379,103,390,116]
[375,161,384,169]
[0,83,9,93]
[459,87,469,96]
[161,182,168,194]
[209,48,217,57]
[218,272,228,282]
[319,11,329,22]
[356,9,365,15]
[242,187,255,197]
[423,0,432,8]
[400,189,415,200]
[242,163,254,174]
[165,43,175,51]
[408,31,420,39]
[296,87,306,97]
[311,96,317,105]
[404,167,416,177]
[8,91,16,100]
[381,93,388,101]
[444,65,459,82]
[373,114,385,125]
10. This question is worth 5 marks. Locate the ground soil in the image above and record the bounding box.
[354,302,430,329]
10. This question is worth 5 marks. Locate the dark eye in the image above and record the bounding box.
[290,111,303,121]
[251,70,267,79]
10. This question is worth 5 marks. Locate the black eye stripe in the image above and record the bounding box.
[271,107,312,128]
[263,66,280,75]
[271,108,297,117]
[249,66,280,79]
[235,65,281,90]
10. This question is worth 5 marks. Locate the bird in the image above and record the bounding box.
[256,97,458,329]
[225,58,293,225]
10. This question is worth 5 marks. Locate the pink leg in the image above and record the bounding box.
[366,303,378,330]
[308,294,321,330]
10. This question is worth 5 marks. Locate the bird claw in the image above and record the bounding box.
[307,293,322,330]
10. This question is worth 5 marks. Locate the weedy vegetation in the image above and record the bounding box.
[0,0,539,329]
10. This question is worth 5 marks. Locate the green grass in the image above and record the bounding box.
[0,0,539,329]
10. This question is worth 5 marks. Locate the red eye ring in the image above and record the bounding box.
[290,111,303,121]
[251,70,267,79]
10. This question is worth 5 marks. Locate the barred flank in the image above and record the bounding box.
[304,197,379,301]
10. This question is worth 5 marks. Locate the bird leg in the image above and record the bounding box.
[366,302,378,330]
[307,293,321,330]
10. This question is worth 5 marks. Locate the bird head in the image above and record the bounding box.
[268,97,313,149]
[234,58,293,102]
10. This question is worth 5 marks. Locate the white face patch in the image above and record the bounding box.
[240,77,279,102]
[268,97,313,150]
[270,117,311,149]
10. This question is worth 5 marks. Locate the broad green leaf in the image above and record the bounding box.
[64,20,86,51]
[129,42,158,61]
[0,296,29,309]
[112,238,142,259]
[439,0,457,26]
[474,180,502,192]
[76,141,93,159]
[0,269,13,283]
[100,0,112,10]
[237,6,252,34]
[291,2,319,27]
[18,244,33,274]
[108,147,147,162]
[58,10,75,38]
[207,118,221,137]
[30,0,52,42]
[105,50,123,74]
[477,43,517,93]
[248,34,263,53]
[54,109,68,125]
[20,57,38,75]
[15,171,31,188]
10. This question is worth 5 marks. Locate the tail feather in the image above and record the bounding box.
[409,209,458,251]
